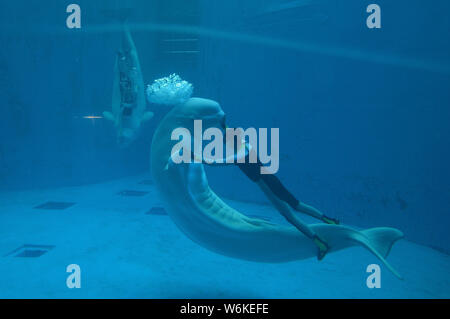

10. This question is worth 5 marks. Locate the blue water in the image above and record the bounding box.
[0,0,449,298]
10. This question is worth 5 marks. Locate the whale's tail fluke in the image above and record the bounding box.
[314,224,404,279]
[355,227,404,279]
[361,227,404,259]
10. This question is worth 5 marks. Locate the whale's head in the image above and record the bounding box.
[172,97,226,132]
[116,110,140,147]
[151,97,225,174]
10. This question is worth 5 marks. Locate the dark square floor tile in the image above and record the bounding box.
[5,244,55,258]
[146,207,167,215]
[118,190,149,197]
[15,249,48,257]
[34,201,75,210]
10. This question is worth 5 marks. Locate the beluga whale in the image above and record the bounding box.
[103,18,153,147]
[150,96,404,279]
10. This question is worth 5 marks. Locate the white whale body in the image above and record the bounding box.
[151,97,404,279]
[103,22,153,146]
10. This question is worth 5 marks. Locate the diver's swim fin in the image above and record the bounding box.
[313,235,329,261]
[323,215,340,225]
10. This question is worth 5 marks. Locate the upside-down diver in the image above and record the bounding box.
[103,19,153,147]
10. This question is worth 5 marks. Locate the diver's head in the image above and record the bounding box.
[117,127,137,147]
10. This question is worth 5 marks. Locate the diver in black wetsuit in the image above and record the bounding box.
[222,123,339,261]
[237,153,339,260]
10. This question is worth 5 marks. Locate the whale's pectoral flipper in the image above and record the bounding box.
[103,111,115,122]
[164,153,178,171]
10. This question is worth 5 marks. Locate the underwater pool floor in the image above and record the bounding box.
[0,175,448,298]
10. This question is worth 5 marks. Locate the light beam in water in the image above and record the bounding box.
[38,22,450,75]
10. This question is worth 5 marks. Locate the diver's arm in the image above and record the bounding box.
[193,138,249,166]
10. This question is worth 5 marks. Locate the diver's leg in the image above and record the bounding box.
[256,179,329,260]
[294,202,339,225]
[260,173,339,225]
[257,179,314,237]
[234,141,338,225]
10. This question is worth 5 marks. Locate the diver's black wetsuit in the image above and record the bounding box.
[237,158,300,210]
[235,145,336,260]
[204,131,335,259]
[218,129,301,210]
